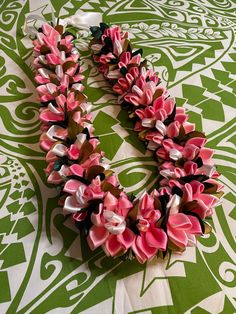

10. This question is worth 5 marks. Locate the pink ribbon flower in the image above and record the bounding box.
[87,192,135,256]
[132,193,167,263]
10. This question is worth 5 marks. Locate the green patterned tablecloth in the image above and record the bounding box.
[0,0,236,313]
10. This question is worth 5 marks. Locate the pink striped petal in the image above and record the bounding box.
[175,113,188,124]
[184,161,197,175]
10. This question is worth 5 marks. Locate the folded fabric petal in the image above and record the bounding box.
[145,228,167,250]
[87,225,109,250]
[64,179,84,194]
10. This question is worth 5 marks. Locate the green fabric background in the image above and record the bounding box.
[0,0,235,313]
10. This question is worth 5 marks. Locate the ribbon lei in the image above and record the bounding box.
[31,18,223,264]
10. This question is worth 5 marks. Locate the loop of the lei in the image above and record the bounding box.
[33,21,223,263]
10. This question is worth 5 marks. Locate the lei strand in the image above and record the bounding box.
[33,21,223,263]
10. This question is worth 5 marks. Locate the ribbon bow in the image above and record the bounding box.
[23,10,103,36]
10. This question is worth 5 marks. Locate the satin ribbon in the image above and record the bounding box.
[169,148,183,160]
[60,11,103,29]
[167,194,181,215]
[46,125,67,141]
[23,10,103,36]
[155,120,166,136]
[103,210,126,235]
[51,143,68,157]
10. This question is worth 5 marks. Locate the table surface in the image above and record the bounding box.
[0,0,236,313]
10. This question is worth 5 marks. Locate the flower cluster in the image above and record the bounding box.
[33,22,223,264]
[90,24,223,261]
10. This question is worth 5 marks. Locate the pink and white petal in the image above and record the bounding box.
[63,179,84,194]
[46,125,67,141]
[46,53,61,65]
[63,195,81,213]
[36,85,49,95]
[40,109,64,122]
[46,150,58,162]
[40,138,54,151]
[87,225,109,250]
[35,75,50,84]
[42,23,57,36]
[90,204,104,226]
[47,171,63,184]
[51,143,68,157]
